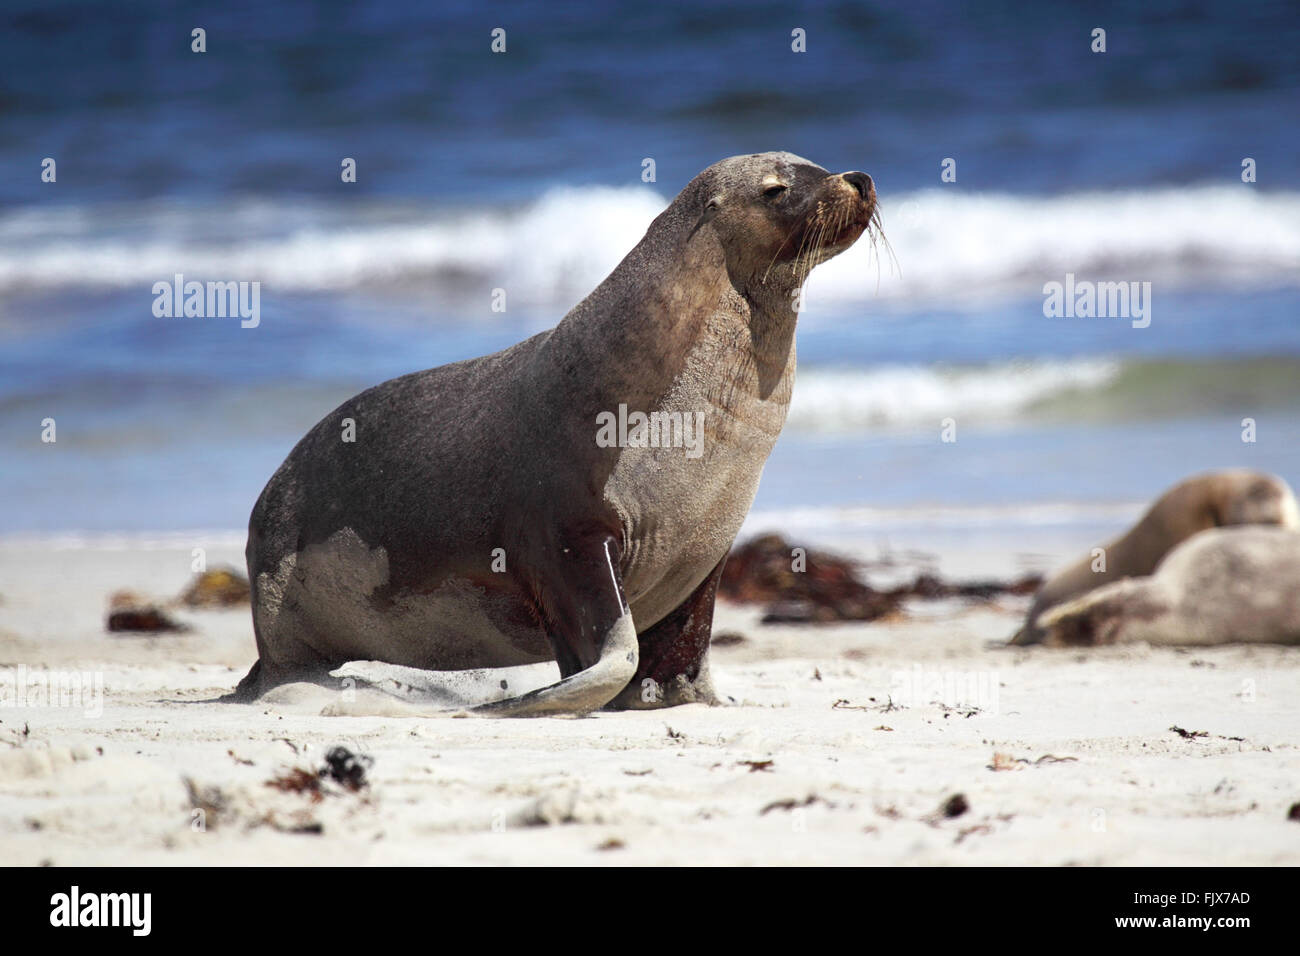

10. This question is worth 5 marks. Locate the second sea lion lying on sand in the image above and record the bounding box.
[1034,526,1300,647]
[1012,470,1298,645]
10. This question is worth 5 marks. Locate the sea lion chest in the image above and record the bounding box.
[601,309,796,630]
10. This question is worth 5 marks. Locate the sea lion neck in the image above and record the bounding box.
[537,198,733,413]
[741,276,800,338]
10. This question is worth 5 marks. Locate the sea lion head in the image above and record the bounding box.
[1035,579,1166,647]
[1218,473,1300,529]
[685,151,879,296]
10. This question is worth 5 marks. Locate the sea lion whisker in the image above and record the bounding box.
[790,219,821,287]
[810,220,832,277]
[806,215,833,273]
[769,227,807,286]
[794,226,817,286]
[878,229,900,279]
[865,206,900,281]
[812,214,837,272]
[762,219,807,284]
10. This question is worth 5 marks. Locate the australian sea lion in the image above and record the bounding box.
[1011,470,1298,645]
[233,152,879,715]
[1035,526,1300,646]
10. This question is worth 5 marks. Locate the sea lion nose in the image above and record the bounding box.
[841,171,873,200]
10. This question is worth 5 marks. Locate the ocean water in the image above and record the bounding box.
[2,0,1299,539]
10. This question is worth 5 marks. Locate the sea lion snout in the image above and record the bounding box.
[833,170,877,237]
[840,171,874,202]
[807,168,877,250]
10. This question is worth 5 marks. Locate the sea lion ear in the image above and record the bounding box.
[687,195,723,240]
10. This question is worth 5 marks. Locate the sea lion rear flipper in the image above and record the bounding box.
[222,659,264,702]
[606,555,728,709]
[1008,623,1042,646]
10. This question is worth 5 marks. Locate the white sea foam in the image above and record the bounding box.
[805,184,1300,305]
[788,359,1121,431]
[3,185,1298,304]
[742,500,1143,534]
[0,530,247,552]
[0,501,1144,554]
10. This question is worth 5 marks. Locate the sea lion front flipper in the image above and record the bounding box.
[471,537,638,717]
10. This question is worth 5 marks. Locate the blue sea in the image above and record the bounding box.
[2,0,1299,550]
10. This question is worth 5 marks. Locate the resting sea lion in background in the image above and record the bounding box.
[1035,526,1300,646]
[1011,470,1298,645]
[233,152,879,715]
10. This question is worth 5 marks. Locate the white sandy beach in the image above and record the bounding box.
[1,534,1297,866]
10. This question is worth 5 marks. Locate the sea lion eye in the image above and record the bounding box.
[763,184,788,199]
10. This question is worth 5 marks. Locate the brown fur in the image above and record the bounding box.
[1037,526,1300,647]
[1012,470,1298,645]
[236,153,879,715]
